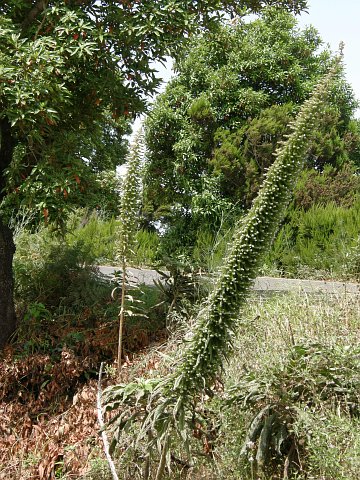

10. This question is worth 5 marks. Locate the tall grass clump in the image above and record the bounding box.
[102,58,344,478]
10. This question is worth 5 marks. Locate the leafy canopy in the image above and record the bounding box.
[1,1,308,224]
[144,9,358,250]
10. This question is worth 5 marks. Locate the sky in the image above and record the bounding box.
[298,0,360,114]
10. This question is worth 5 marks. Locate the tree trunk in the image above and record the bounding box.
[0,118,17,349]
[0,218,16,349]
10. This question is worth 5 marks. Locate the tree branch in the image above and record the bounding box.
[21,0,47,31]
[21,0,94,31]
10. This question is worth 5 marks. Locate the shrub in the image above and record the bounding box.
[66,209,118,264]
[134,229,160,266]
[14,227,109,311]
[294,164,360,210]
[264,198,360,279]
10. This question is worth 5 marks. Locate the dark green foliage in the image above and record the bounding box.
[66,210,119,264]
[264,198,360,279]
[1,0,309,226]
[144,11,329,214]
[134,229,160,266]
[144,9,359,257]
[211,103,295,207]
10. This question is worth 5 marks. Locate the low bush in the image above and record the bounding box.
[14,226,108,311]
[65,209,160,266]
[294,164,360,210]
[66,209,119,265]
[263,199,360,279]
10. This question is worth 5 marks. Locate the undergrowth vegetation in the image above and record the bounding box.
[13,227,167,353]
[216,292,360,480]
[82,292,360,480]
[2,210,359,480]
[7,291,356,479]
[46,195,360,283]
[1,224,169,479]
[263,198,360,280]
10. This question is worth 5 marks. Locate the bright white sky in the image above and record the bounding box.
[298,0,360,115]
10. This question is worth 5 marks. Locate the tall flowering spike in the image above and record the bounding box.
[103,61,342,459]
[116,129,144,373]
[165,60,342,399]
[117,129,144,264]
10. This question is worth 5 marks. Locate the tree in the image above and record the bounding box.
[144,9,358,252]
[0,1,308,348]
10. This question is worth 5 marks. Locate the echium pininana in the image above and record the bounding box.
[160,59,342,401]
[103,59,342,468]
[116,130,143,265]
[116,130,144,373]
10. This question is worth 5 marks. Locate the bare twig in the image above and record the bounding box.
[97,362,119,480]
[34,0,48,40]
[21,0,47,30]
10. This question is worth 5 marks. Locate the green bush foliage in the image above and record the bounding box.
[14,227,107,310]
[264,198,360,279]
[133,230,160,266]
[66,210,118,264]
[63,209,160,267]
[13,225,167,361]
